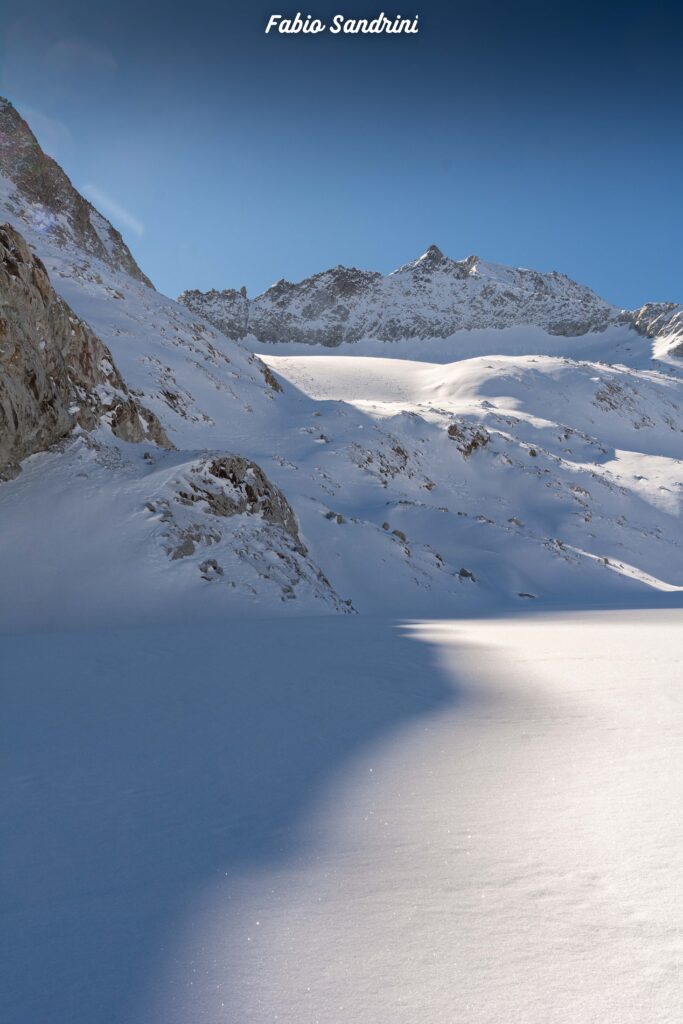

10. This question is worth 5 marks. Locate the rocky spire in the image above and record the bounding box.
[422,244,445,261]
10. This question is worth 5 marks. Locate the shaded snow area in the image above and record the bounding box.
[2,613,681,1023]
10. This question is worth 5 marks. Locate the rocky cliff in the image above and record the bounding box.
[0,223,168,476]
[628,302,683,356]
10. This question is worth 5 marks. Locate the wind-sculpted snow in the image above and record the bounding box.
[3,100,683,1024]
[3,613,682,1024]
[180,244,620,345]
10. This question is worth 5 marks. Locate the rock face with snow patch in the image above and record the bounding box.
[0,98,153,287]
[0,223,168,476]
[175,455,303,548]
[179,244,620,345]
[180,287,251,340]
[143,453,351,610]
[628,302,683,356]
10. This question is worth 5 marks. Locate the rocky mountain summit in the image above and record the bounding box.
[179,244,623,345]
[0,223,168,477]
[0,98,152,287]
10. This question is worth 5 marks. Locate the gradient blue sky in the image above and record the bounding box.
[1,1,681,306]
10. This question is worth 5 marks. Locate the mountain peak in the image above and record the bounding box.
[421,244,445,262]
[0,95,153,288]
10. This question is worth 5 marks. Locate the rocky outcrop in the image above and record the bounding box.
[179,287,250,340]
[175,455,303,549]
[143,453,353,609]
[627,302,683,356]
[0,97,153,287]
[0,223,169,476]
[179,244,619,345]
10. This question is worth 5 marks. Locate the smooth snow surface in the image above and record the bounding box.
[3,612,681,1023]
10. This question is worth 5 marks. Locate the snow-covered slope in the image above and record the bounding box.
[255,349,683,603]
[1,98,683,625]
[0,98,347,618]
[179,244,621,345]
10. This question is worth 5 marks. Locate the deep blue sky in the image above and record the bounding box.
[1,1,682,306]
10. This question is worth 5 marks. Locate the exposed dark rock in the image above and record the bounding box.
[176,454,304,550]
[260,361,283,392]
[447,422,491,457]
[179,287,249,339]
[0,223,170,475]
[625,302,683,356]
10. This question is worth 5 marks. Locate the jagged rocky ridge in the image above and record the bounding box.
[0,223,168,476]
[0,98,152,287]
[179,245,623,345]
[179,246,683,354]
[629,302,683,357]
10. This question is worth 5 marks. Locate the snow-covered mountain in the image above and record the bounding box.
[0,99,153,287]
[1,96,682,628]
[0,98,347,620]
[179,244,622,344]
[630,301,683,358]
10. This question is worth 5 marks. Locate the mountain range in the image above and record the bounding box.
[179,245,683,353]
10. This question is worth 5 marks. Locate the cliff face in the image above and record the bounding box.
[628,302,683,357]
[0,97,153,288]
[179,287,251,340]
[0,223,168,476]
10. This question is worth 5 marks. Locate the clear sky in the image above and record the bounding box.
[1,0,682,307]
